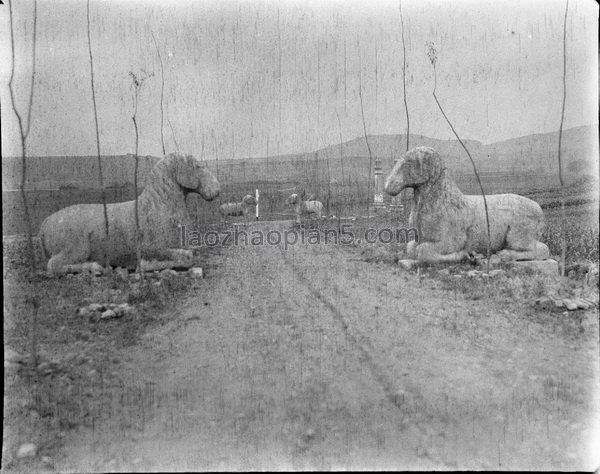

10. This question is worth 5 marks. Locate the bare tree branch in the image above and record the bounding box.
[399,0,409,151]
[427,42,492,272]
[7,0,40,372]
[358,67,374,217]
[7,0,38,269]
[558,0,569,276]
[130,71,145,280]
[151,31,166,155]
[335,110,345,188]
[86,0,110,270]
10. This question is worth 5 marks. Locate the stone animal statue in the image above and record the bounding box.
[298,189,315,201]
[384,146,550,263]
[218,194,257,223]
[286,193,323,224]
[39,152,220,275]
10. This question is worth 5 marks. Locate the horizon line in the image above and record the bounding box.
[2,123,597,162]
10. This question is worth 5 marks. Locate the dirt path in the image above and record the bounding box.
[56,225,599,471]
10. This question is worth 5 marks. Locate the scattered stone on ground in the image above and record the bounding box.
[189,267,204,278]
[77,303,136,321]
[535,294,598,312]
[88,262,104,276]
[101,309,117,320]
[140,258,194,273]
[465,269,507,278]
[159,269,178,278]
[4,348,27,371]
[5,348,26,364]
[16,443,37,459]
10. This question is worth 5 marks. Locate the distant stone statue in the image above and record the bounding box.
[218,194,257,223]
[286,193,323,224]
[384,147,550,263]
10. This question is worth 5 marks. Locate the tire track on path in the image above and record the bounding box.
[277,244,415,415]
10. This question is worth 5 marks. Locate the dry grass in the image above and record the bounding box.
[2,238,208,470]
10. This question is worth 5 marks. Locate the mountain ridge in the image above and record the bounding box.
[2,125,598,190]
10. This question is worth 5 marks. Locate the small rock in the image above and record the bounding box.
[100,309,119,320]
[398,259,419,270]
[573,298,591,310]
[41,456,53,467]
[438,268,450,276]
[90,262,104,276]
[117,303,135,315]
[466,270,480,278]
[88,303,104,312]
[562,298,578,311]
[189,267,204,278]
[160,269,178,278]
[77,307,95,317]
[16,443,37,459]
[4,348,26,364]
[553,298,565,308]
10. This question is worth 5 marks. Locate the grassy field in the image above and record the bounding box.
[3,171,599,471]
[3,213,599,471]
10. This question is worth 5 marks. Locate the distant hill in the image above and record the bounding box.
[482,125,598,175]
[265,124,598,177]
[2,125,597,190]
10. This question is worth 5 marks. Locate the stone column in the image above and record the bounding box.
[389,158,404,216]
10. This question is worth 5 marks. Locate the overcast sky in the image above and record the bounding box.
[1,0,597,159]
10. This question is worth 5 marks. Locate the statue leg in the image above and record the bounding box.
[501,228,551,261]
[47,236,94,275]
[415,242,470,263]
[498,242,550,262]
